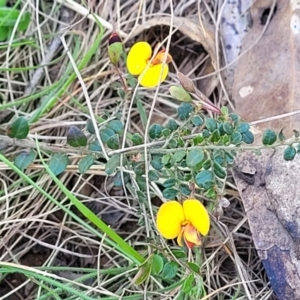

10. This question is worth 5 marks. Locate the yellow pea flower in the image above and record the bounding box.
[126,41,172,88]
[156,199,210,248]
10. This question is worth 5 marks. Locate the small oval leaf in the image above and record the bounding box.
[7,117,29,139]
[186,149,204,167]
[107,134,119,149]
[262,129,277,145]
[151,254,164,275]
[105,154,120,175]
[195,170,214,187]
[48,153,69,176]
[149,124,164,139]
[163,188,178,199]
[213,162,226,179]
[88,140,102,152]
[78,154,95,174]
[242,130,254,144]
[231,131,243,145]
[177,103,193,120]
[67,126,87,147]
[169,85,192,102]
[284,146,296,161]
[100,127,115,143]
[161,262,178,280]
[14,150,36,171]
[107,119,124,134]
[148,169,159,181]
[86,119,96,134]
[132,133,143,145]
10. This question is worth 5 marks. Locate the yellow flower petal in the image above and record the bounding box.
[126,42,152,76]
[156,201,185,239]
[183,199,210,236]
[177,227,185,247]
[138,64,169,88]
[183,224,201,248]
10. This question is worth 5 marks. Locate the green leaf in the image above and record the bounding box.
[107,134,119,149]
[205,188,217,199]
[242,130,254,144]
[78,154,95,174]
[278,128,285,141]
[210,129,220,142]
[136,175,146,190]
[100,127,115,143]
[162,128,171,137]
[195,170,214,187]
[166,119,179,131]
[205,118,217,132]
[169,85,192,102]
[283,146,296,161]
[188,262,199,273]
[0,26,8,41]
[162,154,171,165]
[148,170,159,181]
[149,124,164,139]
[202,159,211,170]
[225,151,235,164]
[132,133,143,145]
[163,188,178,199]
[231,131,242,145]
[14,150,35,171]
[202,129,210,138]
[0,1,7,7]
[172,150,186,162]
[221,106,229,115]
[262,129,277,145]
[213,162,226,179]
[88,140,102,152]
[151,154,163,170]
[113,171,130,187]
[182,273,194,294]
[117,88,125,99]
[229,113,240,125]
[193,135,204,145]
[186,149,204,167]
[172,249,186,258]
[86,119,96,134]
[48,153,69,176]
[151,254,164,275]
[133,162,145,175]
[167,138,177,148]
[191,115,204,126]
[163,178,177,188]
[161,262,178,280]
[177,103,193,120]
[107,119,124,134]
[223,122,234,135]
[179,184,191,195]
[134,261,152,285]
[0,8,31,30]
[7,116,29,139]
[105,154,120,175]
[237,122,250,133]
[67,126,87,147]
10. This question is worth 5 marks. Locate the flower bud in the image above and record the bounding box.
[177,72,196,93]
[108,32,123,65]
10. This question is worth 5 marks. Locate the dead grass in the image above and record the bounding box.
[0,0,276,299]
